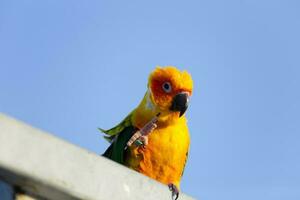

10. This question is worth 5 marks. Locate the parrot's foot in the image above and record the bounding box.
[168,183,179,200]
[134,135,148,148]
[125,113,159,150]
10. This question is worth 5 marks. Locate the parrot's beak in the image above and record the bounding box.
[170,92,190,117]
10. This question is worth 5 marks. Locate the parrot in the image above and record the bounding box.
[100,66,193,200]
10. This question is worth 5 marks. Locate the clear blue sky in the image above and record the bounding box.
[1,1,299,199]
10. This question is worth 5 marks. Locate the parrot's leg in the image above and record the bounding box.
[127,114,159,149]
[134,121,156,147]
[168,183,179,200]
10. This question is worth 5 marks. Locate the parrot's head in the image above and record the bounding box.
[147,66,193,119]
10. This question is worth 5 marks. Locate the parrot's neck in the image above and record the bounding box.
[132,89,186,129]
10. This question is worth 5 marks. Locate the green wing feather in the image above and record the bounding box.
[98,111,133,143]
[102,126,136,164]
[100,111,136,164]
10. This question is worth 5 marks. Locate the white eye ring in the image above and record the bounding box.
[162,82,172,93]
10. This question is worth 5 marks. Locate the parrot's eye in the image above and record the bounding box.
[162,82,172,93]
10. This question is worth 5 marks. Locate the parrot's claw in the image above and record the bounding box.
[140,135,149,146]
[134,135,149,148]
[168,183,179,200]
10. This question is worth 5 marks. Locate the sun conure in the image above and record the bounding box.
[100,66,193,199]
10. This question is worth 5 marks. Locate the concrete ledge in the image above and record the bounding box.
[0,114,194,200]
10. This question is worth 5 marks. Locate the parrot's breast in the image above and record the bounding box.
[125,118,190,188]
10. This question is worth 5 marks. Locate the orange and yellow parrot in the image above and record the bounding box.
[101,66,193,199]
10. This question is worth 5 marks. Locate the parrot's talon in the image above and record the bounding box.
[168,183,179,200]
[133,135,149,148]
[139,135,148,146]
